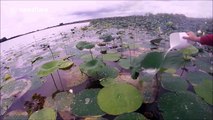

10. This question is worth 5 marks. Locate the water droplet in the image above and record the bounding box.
[85,98,90,104]
[184,105,188,110]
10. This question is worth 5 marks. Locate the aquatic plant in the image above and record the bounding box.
[76,41,95,59]
[97,83,142,115]
[28,108,56,120]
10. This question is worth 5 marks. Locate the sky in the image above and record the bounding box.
[1,1,213,38]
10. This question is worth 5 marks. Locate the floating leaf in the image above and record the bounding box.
[37,61,59,77]
[194,57,213,73]
[118,58,131,69]
[1,79,31,99]
[96,66,119,79]
[150,38,162,45]
[71,89,104,117]
[81,54,94,62]
[31,56,43,64]
[102,53,121,61]
[159,91,212,120]
[161,73,188,92]
[76,41,95,50]
[114,112,146,120]
[161,51,185,69]
[186,71,212,86]
[29,108,57,120]
[97,83,142,115]
[194,80,213,105]
[141,52,164,69]
[58,60,74,70]
[80,59,105,78]
[100,78,117,87]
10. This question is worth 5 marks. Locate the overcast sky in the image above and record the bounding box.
[1,1,213,38]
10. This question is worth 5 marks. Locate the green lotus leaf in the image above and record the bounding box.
[1,79,31,99]
[29,108,57,120]
[159,91,212,120]
[114,112,146,120]
[76,41,95,50]
[44,92,74,111]
[102,53,121,61]
[96,66,119,79]
[71,89,105,117]
[118,58,131,69]
[194,80,213,105]
[181,46,199,56]
[186,71,212,86]
[161,73,188,92]
[194,57,212,73]
[161,51,185,69]
[29,75,46,90]
[141,52,164,69]
[58,60,74,70]
[100,78,118,87]
[97,83,142,115]
[80,59,105,78]
[81,54,94,62]
[37,60,59,77]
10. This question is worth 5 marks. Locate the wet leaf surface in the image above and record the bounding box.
[97,83,142,115]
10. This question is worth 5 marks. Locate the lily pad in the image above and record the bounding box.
[159,91,212,120]
[58,60,74,70]
[185,71,212,86]
[161,51,185,69]
[97,83,142,115]
[76,41,95,50]
[96,66,119,79]
[102,53,121,61]
[80,59,105,78]
[194,57,213,73]
[118,58,131,69]
[100,78,117,87]
[71,89,105,117]
[29,108,57,120]
[37,60,59,77]
[141,52,164,69]
[1,79,31,99]
[161,73,188,92]
[194,80,213,105]
[114,112,146,120]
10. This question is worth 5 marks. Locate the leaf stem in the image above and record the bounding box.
[50,73,58,90]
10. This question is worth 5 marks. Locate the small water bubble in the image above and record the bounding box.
[85,98,90,104]
[190,102,193,105]
[176,117,180,119]
[184,105,188,110]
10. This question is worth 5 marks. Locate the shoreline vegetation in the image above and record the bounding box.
[1,13,212,43]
